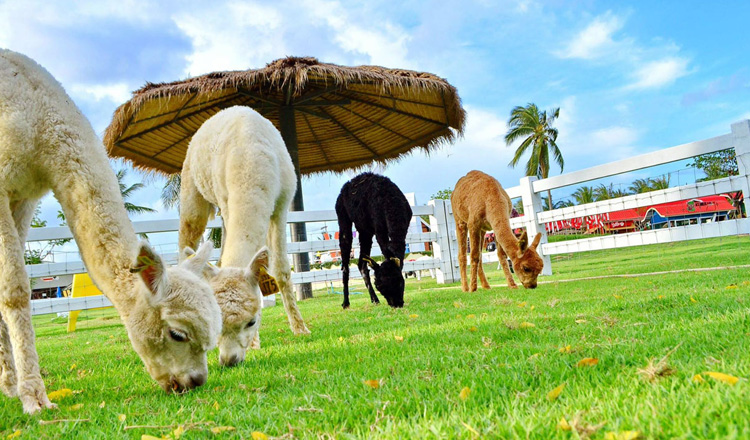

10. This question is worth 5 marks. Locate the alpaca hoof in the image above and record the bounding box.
[292,323,310,335]
[342,303,350,310]
[509,284,519,290]
[19,382,56,414]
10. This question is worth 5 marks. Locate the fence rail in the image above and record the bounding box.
[25,119,750,315]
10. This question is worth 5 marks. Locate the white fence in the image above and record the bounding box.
[504,119,750,275]
[26,120,750,315]
[28,201,460,315]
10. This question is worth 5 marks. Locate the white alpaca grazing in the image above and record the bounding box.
[179,106,309,366]
[0,49,222,414]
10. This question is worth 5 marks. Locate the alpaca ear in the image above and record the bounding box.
[389,257,401,267]
[360,256,379,269]
[530,233,542,250]
[180,241,219,280]
[131,242,168,298]
[179,246,195,263]
[518,231,529,252]
[246,246,270,280]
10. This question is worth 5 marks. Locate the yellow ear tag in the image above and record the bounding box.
[130,255,155,273]
[258,266,279,296]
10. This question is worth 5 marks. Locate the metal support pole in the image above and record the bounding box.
[519,176,553,275]
[731,120,750,217]
[280,105,313,300]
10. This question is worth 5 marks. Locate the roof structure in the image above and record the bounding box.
[103,56,465,176]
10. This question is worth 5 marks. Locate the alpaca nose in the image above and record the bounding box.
[190,373,207,388]
[220,354,242,367]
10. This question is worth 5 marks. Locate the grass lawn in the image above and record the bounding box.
[1,236,749,439]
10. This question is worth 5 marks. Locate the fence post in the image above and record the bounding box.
[428,199,458,284]
[518,176,552,275]
[731,119,750,216]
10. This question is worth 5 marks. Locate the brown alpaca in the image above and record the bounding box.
[451,170,544,291]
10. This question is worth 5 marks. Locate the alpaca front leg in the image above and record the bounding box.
[468,228,483,292]
[338,220,353,309]
[476,254,491,290]
[357,235,379,303]
[178,170,213,252]
[275,265,309,334]
[269,216,309,334]
[0,203,55,414]
[497,247,518,289]
[0,314,17,397]
[358,260,380,304]
[456,222,469,292]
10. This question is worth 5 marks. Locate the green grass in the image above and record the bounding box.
[1,236,749,439]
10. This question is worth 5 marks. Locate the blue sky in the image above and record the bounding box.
[2,0,749,242]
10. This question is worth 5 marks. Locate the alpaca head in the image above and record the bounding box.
[125,241,221,393]
[510,231,544,289]
[184,247,269,367]
[362,256,405,308]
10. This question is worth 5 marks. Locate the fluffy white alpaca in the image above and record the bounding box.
[0,49,222,414]
[179,106,309,366]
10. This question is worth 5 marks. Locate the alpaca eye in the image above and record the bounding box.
[168,329,189,342]
[246,319,257,329]
[523,267,531,273]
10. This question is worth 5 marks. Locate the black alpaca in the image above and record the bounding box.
[335,172,412,309]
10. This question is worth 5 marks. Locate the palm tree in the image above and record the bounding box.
[161,173,181,209]
[594,183,629,201]
[117,169,157,216]
[160,173,222,248]
[649,175,670,190]
[628,178,653,194]
[505,103,564,208]
[543,196,573,210]
[572,186,595,205]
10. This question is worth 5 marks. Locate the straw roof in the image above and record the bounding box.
[104,56,465,175]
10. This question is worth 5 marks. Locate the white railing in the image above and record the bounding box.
[27,201,459,315]
[26,119,750,314]
[504,119,750,274]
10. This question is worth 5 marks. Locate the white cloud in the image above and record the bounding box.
[70,83,132,103]
[627,57,690,90]
[173,2,285,76]
[301,0,413,68]
[557,12,624,60]
[590,126,639,148]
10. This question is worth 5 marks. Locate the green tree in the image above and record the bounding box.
[594,183,630,201]
[431,188,453,200]
[688,149,739,181]
[628,178,653,194]
[649,175,670,191]
[24,206,71,265]
[160,172,222,248]
[572,186,595,205]
[513,199,524,215]
[505,103,564,208]
[543,196,572,210]
[161,173,181,209]
[117,169,157,216]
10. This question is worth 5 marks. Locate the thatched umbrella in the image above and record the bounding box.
[104,56,465,299]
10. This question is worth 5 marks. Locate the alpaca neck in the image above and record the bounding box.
[488,211,519,259]
[52,150,139,317]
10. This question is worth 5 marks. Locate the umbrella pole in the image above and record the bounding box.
[280,105,313,300]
